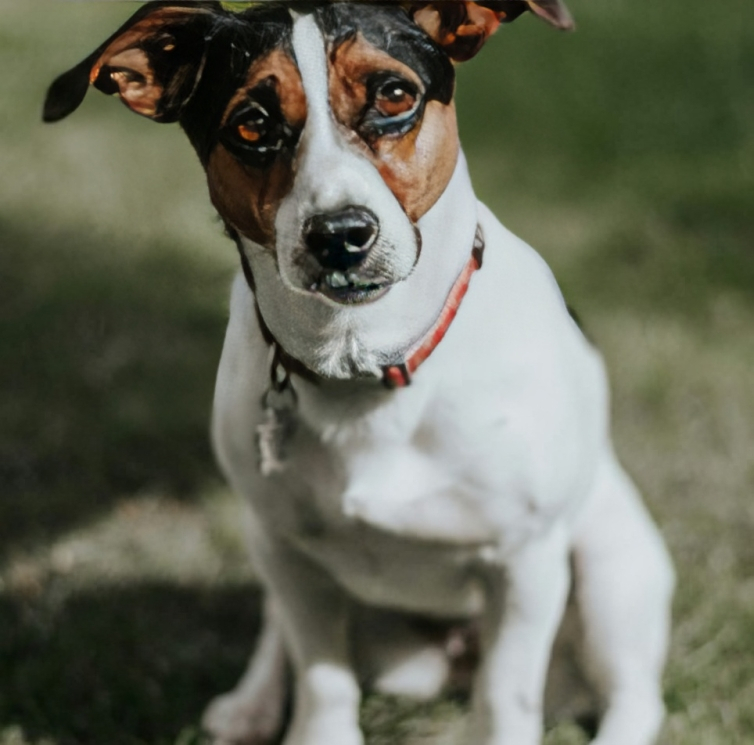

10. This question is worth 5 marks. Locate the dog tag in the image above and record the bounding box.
[256,382,297,477]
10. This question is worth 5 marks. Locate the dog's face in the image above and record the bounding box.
[45,0,570,376]
[209,3,461,306]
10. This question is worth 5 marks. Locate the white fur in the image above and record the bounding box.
[205,11,674,745]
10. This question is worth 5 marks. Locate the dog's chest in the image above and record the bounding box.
[284,440,501,614]
[262,387,557,612]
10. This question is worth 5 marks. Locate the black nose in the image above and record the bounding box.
[304,207,379,272]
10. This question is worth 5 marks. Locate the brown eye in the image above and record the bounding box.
[375,83,416,118]
[221,91,297,168]
[237,123,262,142]
[360,77,423,139]
[230,101,270,147]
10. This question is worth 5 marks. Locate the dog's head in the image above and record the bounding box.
[45,0,570,377]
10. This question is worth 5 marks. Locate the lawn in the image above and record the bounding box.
[1,1,753,743]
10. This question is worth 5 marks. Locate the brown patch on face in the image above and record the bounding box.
[222,49,307,128]
[328,33,459,222]
[374,99,458,222]
[207,145,297,246]
[206,49,307,248]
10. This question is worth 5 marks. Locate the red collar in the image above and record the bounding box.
[243,225,485,389]
[382,226,484,387]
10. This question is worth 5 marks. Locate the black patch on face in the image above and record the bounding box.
[177,4,294,164]
[314,3,455,106]
[218,76,301,169]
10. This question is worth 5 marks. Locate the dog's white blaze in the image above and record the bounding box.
[289,12,368,212]
[284,13,417,267]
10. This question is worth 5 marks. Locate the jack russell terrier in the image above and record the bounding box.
[44,2,674,744]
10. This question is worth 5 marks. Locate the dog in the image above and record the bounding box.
[44,2,675,744]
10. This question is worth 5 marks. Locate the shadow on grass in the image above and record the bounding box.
[0,215,233,557]
[0,582,262,745]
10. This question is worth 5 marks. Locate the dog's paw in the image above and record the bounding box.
[202,688,285,745]
[373,645,450,700]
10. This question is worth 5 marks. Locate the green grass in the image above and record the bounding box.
[1,0,753,743]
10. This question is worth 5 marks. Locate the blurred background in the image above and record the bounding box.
[1,1,752,743]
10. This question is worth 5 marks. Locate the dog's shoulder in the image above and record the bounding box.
[446,202,601,382]
[430,200,609,450]
[475,201,571,326]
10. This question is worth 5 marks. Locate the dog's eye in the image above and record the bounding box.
[237,119,265,144]
[374,82,417,119]
[220,90,297,168]
[231,103,272,147]
[360,76,423,140]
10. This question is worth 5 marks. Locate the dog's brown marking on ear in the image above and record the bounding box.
[44,4,220,123]
[412,2,506,61]
[90,7,217,120]
[329,34,458,222]
[92,42,162,118]
[207,49,306,248]
[411,0,573,61]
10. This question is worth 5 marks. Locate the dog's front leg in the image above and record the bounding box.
[260,542,362,745]
[471,525,571,745]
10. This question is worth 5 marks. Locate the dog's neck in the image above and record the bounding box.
[243,151,479,384]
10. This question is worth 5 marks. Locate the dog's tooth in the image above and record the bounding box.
[327,272,348,289]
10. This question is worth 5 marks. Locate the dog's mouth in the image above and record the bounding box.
[311,270,390,305]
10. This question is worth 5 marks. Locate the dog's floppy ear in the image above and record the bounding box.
[43,1,224,123]
[410,0,573,62]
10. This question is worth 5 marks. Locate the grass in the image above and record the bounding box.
[1,0,753,743]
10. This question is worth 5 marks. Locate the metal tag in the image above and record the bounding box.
[255,351,297,477]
